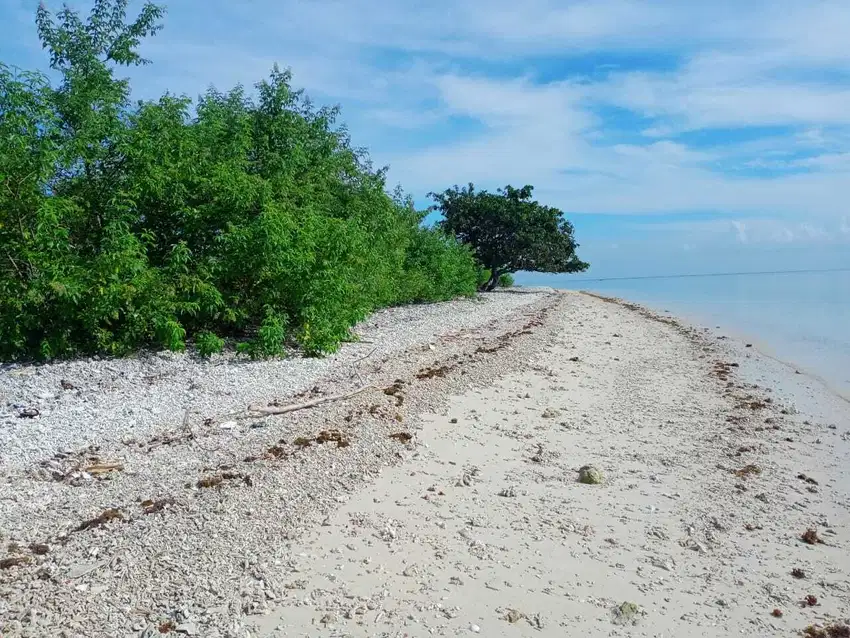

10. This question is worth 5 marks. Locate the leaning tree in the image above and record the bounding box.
[429,184,588,290]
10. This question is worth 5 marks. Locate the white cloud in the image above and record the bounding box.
[641,126,676,138]
[435,75,593,131]
[37,0,849,232]
[794,153,850,171]
[596,68,850,129]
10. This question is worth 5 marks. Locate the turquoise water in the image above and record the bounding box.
[519,269,850,396]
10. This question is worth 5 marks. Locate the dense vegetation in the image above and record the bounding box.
[0,0,478,360]
[430,184,588,290]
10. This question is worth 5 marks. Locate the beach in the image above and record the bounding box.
[1,290,848,637]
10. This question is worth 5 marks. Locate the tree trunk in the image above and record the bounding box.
[484,269,502,291]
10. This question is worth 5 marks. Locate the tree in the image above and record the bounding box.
[0,0,480,361]
[429,183,589,290]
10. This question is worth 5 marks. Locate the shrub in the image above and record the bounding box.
[195,331,224,358]
[498,273,515,288]
[0,0,479,362]
[251,313,286,359]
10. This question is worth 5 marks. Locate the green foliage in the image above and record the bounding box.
[498,273,514,288]
[474,268,513,289]
[475,267,492,289]
[250,312,286,359]
[0,0,478,361]
[195,331,224,357]
[156,318,186,352]
[429,184,589,290]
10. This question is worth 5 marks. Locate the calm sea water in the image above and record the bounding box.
[521,270,850,396]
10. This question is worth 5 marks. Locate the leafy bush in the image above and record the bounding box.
[0,0,478,361]
[195,331,224,358]
[498,273,514,288]
[249,312,286,360]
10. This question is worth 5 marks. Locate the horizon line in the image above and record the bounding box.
[564,267,850,283]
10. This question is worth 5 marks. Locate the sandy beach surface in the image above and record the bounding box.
[1,291,848,637]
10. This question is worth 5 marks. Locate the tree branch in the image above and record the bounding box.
[247,384,373,417]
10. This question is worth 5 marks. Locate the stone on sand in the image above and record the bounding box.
[612,601,643,625]
[578,465,604,484]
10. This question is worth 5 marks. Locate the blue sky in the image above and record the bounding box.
[3,0,850,278]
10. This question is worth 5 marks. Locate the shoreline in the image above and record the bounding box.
[574,284,850,405]
[580,289,850,411]
[1,291,848,637]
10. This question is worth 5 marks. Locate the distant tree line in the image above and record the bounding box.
[0,0,586,361]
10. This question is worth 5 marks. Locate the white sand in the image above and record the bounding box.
[2,291,848,637]
[256,292,850,637]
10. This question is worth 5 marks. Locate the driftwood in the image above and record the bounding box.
[351,346,377,366]
[248,385,373,417]
[82,462,124,475]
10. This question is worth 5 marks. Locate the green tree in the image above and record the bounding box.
[0,0,479,361]
[429,184,588,290]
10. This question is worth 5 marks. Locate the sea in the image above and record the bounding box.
[518,269,850,398]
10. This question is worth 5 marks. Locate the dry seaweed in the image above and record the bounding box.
[315,430,350,448]
[734,464,762,478]
[382,380,405,406]
[293,436,313,448]
[415,365,451,380]
[140,497,175,515]
[803,624,850,638]
[736,398,769,410]
[475,344,501,354]
[75,508,124,532]
[801,528,824,545]
[196,475,224,489]
[0,555,32,569]
[712,361,738,381]
[196,472,246,489]
[263,445,287,460]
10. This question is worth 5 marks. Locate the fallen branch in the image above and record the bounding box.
[248,385,373,417]
[351,346,377,366]
[82,462,124,475]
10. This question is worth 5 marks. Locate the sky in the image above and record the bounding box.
[3,0,850,278]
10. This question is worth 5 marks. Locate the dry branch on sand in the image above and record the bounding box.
[246,385,374,417]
